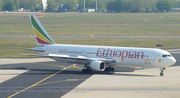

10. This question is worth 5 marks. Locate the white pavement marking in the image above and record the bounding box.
[62,66,180,98]
[0,69,28,83]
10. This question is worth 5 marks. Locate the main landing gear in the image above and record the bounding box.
[82,65,115,73]
[105,66,114,71]
[159,67,166,76]
[82,68,92,73]
[82,64,92,73]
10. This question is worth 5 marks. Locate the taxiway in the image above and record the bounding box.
[0,53,179,98]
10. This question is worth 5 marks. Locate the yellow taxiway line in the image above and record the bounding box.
[36,79,86,86]
[7,64,76,98]
[33,62,66,69]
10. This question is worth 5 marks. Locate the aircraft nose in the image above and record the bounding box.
[169,57,176,66]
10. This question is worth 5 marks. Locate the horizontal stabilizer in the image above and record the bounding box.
[10,47,45,52]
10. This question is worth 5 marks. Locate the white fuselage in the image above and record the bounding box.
[34,44,176,69]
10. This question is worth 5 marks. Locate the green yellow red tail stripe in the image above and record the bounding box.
[33,28,52,44]
[30,14,56,45]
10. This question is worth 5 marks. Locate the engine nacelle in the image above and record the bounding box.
[90,61,106,71]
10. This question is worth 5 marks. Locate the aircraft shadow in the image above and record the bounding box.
[113,73,156,77]
[0,67,155,77]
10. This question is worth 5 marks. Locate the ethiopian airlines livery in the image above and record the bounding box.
[19,14,176,76]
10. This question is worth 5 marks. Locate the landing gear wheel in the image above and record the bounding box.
[111,67,114,71]
[87,69,92,73]
[105,66,115,72]
[159,68,165,76]
[82,69,86,73]
[82,69,92,73]
[160,73,164,76]
[105,68,108,71]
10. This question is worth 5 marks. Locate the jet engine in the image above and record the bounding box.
[90,61,106,71]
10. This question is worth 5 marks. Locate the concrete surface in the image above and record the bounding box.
[62,66,180,98]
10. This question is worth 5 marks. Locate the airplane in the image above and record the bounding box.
[14,14,176,76]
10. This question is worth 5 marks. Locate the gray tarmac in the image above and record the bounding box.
[0,52,179,98]
[0,58,120,98]
[0,60,93,98]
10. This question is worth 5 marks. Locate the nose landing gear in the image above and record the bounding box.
[159,67,166,76]
[160,70,164,76]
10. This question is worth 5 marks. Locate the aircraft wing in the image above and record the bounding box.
[21,53,116,64]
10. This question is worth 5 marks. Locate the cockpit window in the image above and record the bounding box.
[168,55,171,57]
[163,54,171,57]
[163,55,167,57]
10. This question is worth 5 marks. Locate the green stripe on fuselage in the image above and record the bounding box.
[31,16,54,43]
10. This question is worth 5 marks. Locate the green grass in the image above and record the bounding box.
[1,13,180,36]
[46,24,180,36]
[1,38,179,58]
[0,13,180,58]
[0,23,180,36]
[1,13,180,22]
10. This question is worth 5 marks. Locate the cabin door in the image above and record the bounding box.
[83,50,87,56]
[151,53,155,61]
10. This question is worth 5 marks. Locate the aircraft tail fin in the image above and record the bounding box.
[30,14,56,46]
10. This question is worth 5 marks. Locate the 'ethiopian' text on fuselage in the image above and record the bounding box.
[96,48,144,61]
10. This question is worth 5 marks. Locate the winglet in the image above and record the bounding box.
[30,14,56,46]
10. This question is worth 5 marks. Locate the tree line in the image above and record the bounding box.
[107,0,173,12]
[0,0,179,12]
[0,0,19,11]
[0,0,43,11]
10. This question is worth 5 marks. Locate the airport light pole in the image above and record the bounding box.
[75,0,76,10]
[84,0,85,12]
[96,0,97,12]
